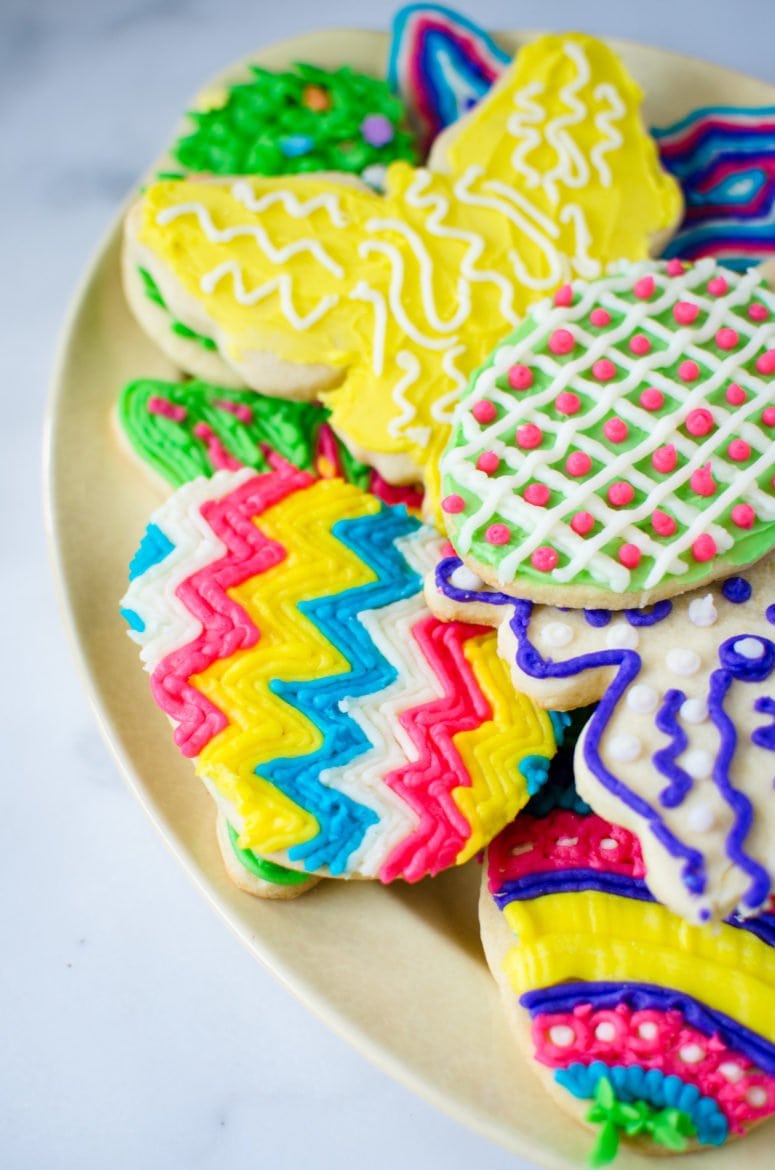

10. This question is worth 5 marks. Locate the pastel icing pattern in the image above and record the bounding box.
[170,62,416,180]
[117,376,423,510]
[431,552,775,923]
[387,4,510,152]
[655,106,775,270]
[131,33,681,513]
[121,467,556,881]
[441,259,775,603]
[485,807,775,1159]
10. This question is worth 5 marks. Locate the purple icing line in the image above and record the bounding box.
[519,981,775,1075]
[752,696,775,751]
[652,689,693,809]
[493,868,653,911]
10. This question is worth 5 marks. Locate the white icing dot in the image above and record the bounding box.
[719,1062,744,1084]
[608,734,642,762]
[510,842,533,858]
[682,749,714,780]
[361,163,388,190]
[735,636,765,660]
[542,621,575,648]
[627,684,659,715]
[666,648,702,677]
[595,1022,616,1042]
[681,697,708,725]
[548,1025,575,1048]
[600,838,618,851]
[449,565,485,592]
[557,836,579,847]
[606,622,639,650]
[679,1043,705,1064]
[688,594,718,627]
[687,804,716,833]
[638,1022,658,1040]
[747,1086,769,1108]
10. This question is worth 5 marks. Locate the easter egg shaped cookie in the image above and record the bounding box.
[441,258,775,608]
[120,466,556,887]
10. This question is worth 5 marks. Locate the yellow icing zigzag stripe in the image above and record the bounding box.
[503,891,775,1040]
[453,633,555,863]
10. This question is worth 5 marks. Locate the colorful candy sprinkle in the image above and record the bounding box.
[549,328,575,355]
[603,418,628,443]
[608,482,634,507]
[566,451,592,477]
[629,334,651,355]
[685,408,714,436]
[571,511,594,535]
[652,444,677,473]
[755,349,775,375]
[707,275,728,296]
[590,308,611,327]
[678,360,701,382]
[531,546,558,571]
[727,439,751,462]
[472,399,497,423]
[509,364,533,390]
[633,275,655,299]
[517,424,543,449]
[524,483,550,506]
[618,544,642,568]
[486,523,510,545]
[640,387,664,411]
[690,464,716,497]
[556,391,581,415]
[592,358,617,382]
[442,493,465,513]
[731,504,756,528]
[652,510,677,536]
[554,284,573,307]
[692,534,717,562]
[477,451,500,473]
[726,383,747,406]
[715,327,739,350]
[674,301,699,325]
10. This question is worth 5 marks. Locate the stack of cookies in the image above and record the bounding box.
[116,5,775,1160]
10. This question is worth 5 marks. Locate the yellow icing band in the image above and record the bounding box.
[136,34,680,512]
[452,634,555,863]
[195,479,381,853]
[503,891,775,1039]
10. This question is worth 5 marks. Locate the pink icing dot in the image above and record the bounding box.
[652,509,677,536]
[524,482,550,506]
[629,334,651,355]
[640,387,664,411]
[652,444,677,473]
[690,464,716,496]
[716,327,739,350]
[726,383,747,406]
[749,302,770,322]
[692,533,717,562]
[531,546,558,572]
[678,359,701,382]
[674,301,699,325]
[566,451,592,477]
[608,481,635,507]
[571,511,594,535]
[619,544,642,569]
[592,358,617,382]
[603,417,628,443]
[441,541,456,557]
[590,308,611,327]
[755,349,775,374]
[516,423,543,449]
[728,439,751,462]
[634,275,655,299]
[441,494,465,514]
[685,408,714,436]
[554,283,573,307]
[763,407,775,426]
[486,523,511,545]
[732,504,756,529]
[666,258,685,276]
[707,275,728,296]
[549,328,575,355]
[472,398,497,424]
[556,391,581,415]
[476,450,500,473]
[508,364,533,390]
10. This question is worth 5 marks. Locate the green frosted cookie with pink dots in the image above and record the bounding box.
[440,258,775,608]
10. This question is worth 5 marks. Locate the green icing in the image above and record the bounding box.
[226,823,310,886]
[170,320,218,350]
[138,265,166,308]
[117,376,374,490]
[587,1078,696,1166]
[137,266,218,352]
[172,63,416,178]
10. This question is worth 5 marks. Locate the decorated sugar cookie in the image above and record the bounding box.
[481,791,775,1161]
[441,258,775,607]
[427,550,775,924]
[170,62,416,180]
[116,376,423,510]
[120,467,556,886]
[387,4,510,151]
[655,105,775,270]
[125,33,681,512]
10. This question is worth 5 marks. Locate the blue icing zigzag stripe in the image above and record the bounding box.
[128,522,175,581]
[259,504,422,875]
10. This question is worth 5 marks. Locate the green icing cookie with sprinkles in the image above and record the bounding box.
[116,376,424,511]
[440,258,775,608]
[171,62,416,184]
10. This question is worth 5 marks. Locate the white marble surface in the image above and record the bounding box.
[6,1,774,1167]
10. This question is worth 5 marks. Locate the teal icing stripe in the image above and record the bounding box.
[128,523,175,581]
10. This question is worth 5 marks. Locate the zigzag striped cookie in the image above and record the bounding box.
[120,467,557,888]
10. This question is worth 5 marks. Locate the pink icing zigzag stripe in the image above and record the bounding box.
[532,1003,775,1133]
[379,614,492,883]
[150,466,314,757]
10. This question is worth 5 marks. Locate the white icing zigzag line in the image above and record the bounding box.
[155,201,344,278]
[230,179,349,228]
[433,344,468,425]
[540,40,593,204]
[350,281,388,377]
[590,82,625,187]
[387,351,422,440]
[200,263,339,330]
[507,80,546,189]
